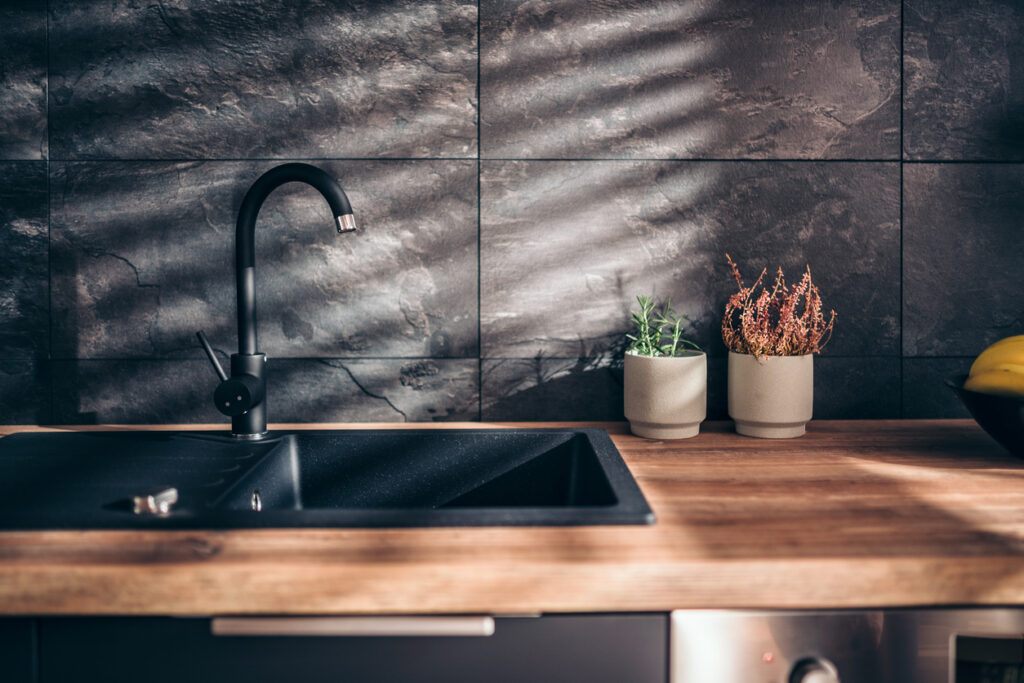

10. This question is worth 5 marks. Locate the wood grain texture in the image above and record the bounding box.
[2,420,1024,615]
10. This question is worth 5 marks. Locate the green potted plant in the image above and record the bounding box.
[721,254,836,438]
[624,295,706,439]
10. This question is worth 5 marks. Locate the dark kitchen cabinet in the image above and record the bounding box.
[39,614,667,683]
[0,618,34,683]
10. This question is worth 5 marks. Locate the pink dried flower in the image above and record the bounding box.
[721,254,835,359]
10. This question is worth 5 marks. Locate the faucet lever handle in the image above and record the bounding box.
[196,331,228,382]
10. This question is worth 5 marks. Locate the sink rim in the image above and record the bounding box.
[0,427,655,529]
[211,427,655,527]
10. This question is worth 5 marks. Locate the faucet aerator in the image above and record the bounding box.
[336,214,358,234]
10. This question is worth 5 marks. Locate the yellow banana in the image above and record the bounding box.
[988,335,1024,348]
[963,368,1024,398]
[969,340,1024,377]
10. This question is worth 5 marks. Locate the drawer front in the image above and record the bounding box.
[0,618,34,683]
[41,614,667,683]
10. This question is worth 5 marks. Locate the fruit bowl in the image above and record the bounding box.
[947,374,1024,457]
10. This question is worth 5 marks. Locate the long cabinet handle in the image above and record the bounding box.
[211,616,495,637]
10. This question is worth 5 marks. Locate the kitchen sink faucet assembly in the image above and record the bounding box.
[0,162,655,530]
[196,163,357,440]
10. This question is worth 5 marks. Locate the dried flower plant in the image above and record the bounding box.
[627,295,702,357]
[721,254,835,359]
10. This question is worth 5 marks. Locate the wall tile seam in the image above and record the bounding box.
[898,0,905,418]
[39,357,484,362]
[46,0,53,426]
[479,157,904,163]
[479,355,909,361]
[476,0,483,421]
[23,158,1024,164]
[3,355,932,361]
[901,159,1024,164]
[0,356,960,363]
[42,158,481,163]
[19,158,1024,164]
[38,157,914,164]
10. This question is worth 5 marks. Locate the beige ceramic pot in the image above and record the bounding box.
[624,350,707,439]
[727,351,813,438]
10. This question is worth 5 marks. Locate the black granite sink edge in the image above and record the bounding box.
[0,428,654,529]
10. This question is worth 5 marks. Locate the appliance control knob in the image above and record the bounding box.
[789,658,840,683]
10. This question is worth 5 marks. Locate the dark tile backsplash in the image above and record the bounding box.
[49,0,478,159]
[481,160,898,359]
[0,1,47,160]
[904,0,1024,160]
[0,361,49,425]
[481,356,902,422]
[903,163,1024,357]
[50,358,479,424]
[0,0,1018,424]
[902,357,972,418]
[0,162,49,359]
[49,160,477,360]
[482,0,900,159]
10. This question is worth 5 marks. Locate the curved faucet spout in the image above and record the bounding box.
[208,162,358,439]
[235,162,357,356]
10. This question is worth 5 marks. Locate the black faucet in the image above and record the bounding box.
[197,163,357,439]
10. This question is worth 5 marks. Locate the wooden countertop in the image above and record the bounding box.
[2,420,1024,616]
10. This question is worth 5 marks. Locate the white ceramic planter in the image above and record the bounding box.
[727,351,813,438]
[624,350,707,439]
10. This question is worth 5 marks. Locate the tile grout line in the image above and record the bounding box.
[48,157,1024,164]
[46,0,54,427]
[41,356,490,362]
[31,354,938,363]
[899,0,906,418]
[476,0,483,422]
[45,156,1024,165]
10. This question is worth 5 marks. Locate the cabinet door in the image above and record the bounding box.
[41,614,667,683]
[0,618,34,683]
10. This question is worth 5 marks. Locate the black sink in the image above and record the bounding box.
[0,429,653,528]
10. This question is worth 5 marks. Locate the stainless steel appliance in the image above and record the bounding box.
[672,608,1024,682]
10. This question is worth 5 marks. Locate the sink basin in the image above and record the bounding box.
[0,429,653,528]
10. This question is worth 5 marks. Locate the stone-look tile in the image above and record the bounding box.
[51,358,477,424]
[51,360,218,424]
[482,357,623,421]
[49,0,477,159]
[481,161,899,359]
[712,357,900,420]
[0,361,50,424]
[904,0,1024,160]
[813,357,901,419]
[706,356,727,420]
[0,162,48,358]
[270,359,478,422]
[904,164,1024,356]
[903,358,972,418]
[481,0,898,159]
[482,355,899,422]
[0,1,46,159]
[50,160,477,359]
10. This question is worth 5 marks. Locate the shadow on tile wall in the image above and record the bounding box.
[0,0,1018,423]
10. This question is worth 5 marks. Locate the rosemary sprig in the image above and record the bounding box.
[626,295,702,357]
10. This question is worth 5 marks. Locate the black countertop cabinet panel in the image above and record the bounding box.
[0,618,34,683]
[39,615,668,683]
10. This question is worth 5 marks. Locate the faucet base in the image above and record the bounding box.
[231,431,269,441]
[230,352,267,438]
